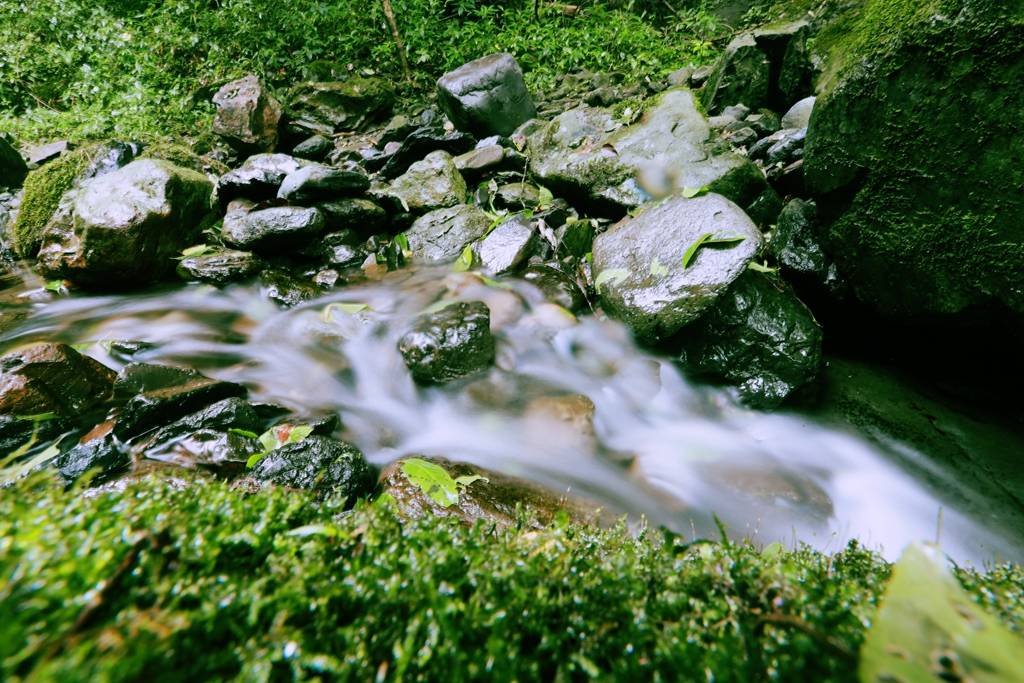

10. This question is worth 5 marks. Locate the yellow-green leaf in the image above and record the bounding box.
[401,458,462,508]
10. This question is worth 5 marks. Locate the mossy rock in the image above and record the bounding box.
[804,0,1024,322]
[11,144,97,259]
[139,141,229,176]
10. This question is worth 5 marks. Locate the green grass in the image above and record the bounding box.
[0,0,723,144]
[2,474,1022,681]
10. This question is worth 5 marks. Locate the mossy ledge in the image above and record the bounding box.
[2,475,1022,681]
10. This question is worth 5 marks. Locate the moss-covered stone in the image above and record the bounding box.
[139,141,229,176]
[10,144,95,258]
[804,0,1024,322]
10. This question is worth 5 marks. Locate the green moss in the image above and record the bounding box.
[10,144,99,259]
[138,141,229,176]
[1,474,1022,681]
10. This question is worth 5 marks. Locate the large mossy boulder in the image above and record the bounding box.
[527,88,765,217]
[804,0,1024,323]
[11,142,139,259]
[212,74,282,153]
[592,193,762,344]
[36,159,213,286]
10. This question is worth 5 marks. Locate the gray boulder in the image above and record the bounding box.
[398,301,495,384]
[437,53,537,137]
[677,271,823,408]
[36,159,213,286]
[176,248,263,286]
[317,198,387,234]
[405,204,492,264]
[781,96,815,129]
[222,206,325,252]
[592,193,761,344]
[386,151,467,214]
[212,75,282,153]
[277,163,369,203]
[476,215,537,275]
[528,89,764,216]
[217,154,303,203]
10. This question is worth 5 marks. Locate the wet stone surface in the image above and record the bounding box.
[398,301,495,385]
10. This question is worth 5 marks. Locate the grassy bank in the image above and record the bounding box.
[0,0,721,143]
[2,474,1023,681]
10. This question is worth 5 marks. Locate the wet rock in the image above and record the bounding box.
[804,0,1024,323]
[249,435,373,498]
[398,301,495,384]
[386,151,467,214]
[769,199,826,278]
[25,140,71,168]
[149,428,262,469]
[750,127,806,165]
[379,456,594,528]
[291,134,333,161]
[0,342,115,417]
[741,111,781,137]
[745,188,783,228]
[454,144,507,181]
[260,268,322,307]
[144,397,263,449]
[113,363,247,438]
[222,206,325,252]
[477,215,537,276]
[676,271,823,408]
[317,198,387,234]
[437,53,537,138]
[378,127,476,179]
[36,159,213,286]
[318,231,366,268]
[666,66,693,88]
[781,96,815,130]
[217,154,303,204]
[726,126,759,148]
[277,163,369,203]
[493,183,542,211]
[0,137,27,189]
[689,64,714,88]
[176,248,262,285]
[286,77,394,137]
[405,204,491,264]
[592,193,761,344]
[522,264,587,312]
[212,75,282,153]
[528,89,762,216]
[57,432,130,484]
[554,217,594,259]
[0,414,68,454]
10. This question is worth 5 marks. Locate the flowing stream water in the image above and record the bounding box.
[2,262,1021,566]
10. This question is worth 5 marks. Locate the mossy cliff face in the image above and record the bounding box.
[804,0,1024,322]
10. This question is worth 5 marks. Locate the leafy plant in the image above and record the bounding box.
[453,244,475,272]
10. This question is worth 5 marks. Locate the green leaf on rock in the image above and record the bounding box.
[859,543,1024,683]
[454,474,489,488]
[682,234,746,269]
[228,428,259,439]
[247,423,314,469]
[595,268,629,294]
[748,261,778,274]
[453,244,475,272]
[682,186,708,199]
[401,457,461,508]
[44,280,68,295]
[537,185,554,208]
[321,302,370,322]
[649,258,669,277]
[177,244,215,260]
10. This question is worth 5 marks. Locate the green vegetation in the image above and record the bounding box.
[2,474,1022,681]
[0,0,723,142]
